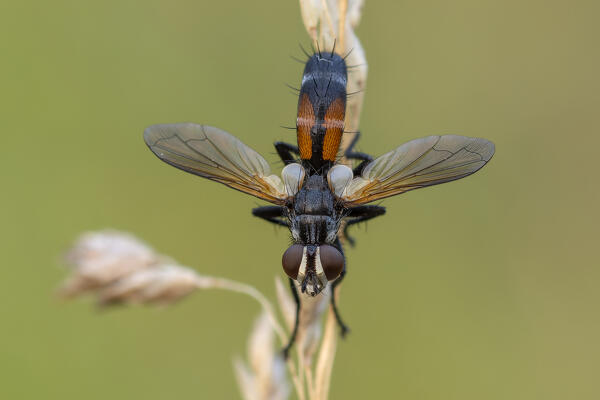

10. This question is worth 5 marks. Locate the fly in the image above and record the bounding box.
[143,49,495,357]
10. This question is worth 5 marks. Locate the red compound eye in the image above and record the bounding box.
[319,245,344,280]
[282,244,303,279]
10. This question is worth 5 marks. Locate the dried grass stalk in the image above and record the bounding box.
[60,2,368,399]
[275,277,296,331]
[60,230,158,296]
[234,313,290,400]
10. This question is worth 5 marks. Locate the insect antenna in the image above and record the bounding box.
[316,40,322,57]
[280,125,296,130]
[330,38,337,57]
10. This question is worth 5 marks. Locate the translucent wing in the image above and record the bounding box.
[143,123,287,204]
[340,135,495,205]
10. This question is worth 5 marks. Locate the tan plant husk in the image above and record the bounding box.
[60,2,367,399]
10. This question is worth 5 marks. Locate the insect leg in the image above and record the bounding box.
[343,205,386,247]
[282,277,301,359]
[330,237,350,337]
[344,132,374,175]
[252,206,288,227]
[274,141,300,165]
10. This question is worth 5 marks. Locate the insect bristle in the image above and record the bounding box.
[285,83,301,92]
[346,90,364,98]
[290,55,307,64]
[346,63,364,70]
[299,42,312,58]
[342,48,354,61]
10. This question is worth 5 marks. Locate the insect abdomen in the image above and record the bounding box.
[296,52,348,171]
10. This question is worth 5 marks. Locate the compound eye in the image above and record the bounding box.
[282,244,304,279]
[319,245,344,280]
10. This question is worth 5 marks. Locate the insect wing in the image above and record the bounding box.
[143,123,287,204]
[341,135,495,205]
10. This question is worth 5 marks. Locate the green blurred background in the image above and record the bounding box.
[1,0,599,398]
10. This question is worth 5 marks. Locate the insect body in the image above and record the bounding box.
[277,52,349,297]
[143,50,495,356]
[295,50,347,169]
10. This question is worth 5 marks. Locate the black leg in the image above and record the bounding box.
[344,132,372,161]
[343,205,386,247]
[330,237,349,337]
[344,132,374,175]
[344,131,361,155]
[282,277,301,359]
[351,159,371,176]
[274,141,299,165]
[252,206,288,227]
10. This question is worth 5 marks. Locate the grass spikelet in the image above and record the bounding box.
[60,1,368,399]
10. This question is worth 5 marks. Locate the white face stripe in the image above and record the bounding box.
[297,246,308,283]
[314,247,329,289]
[296,246,329,296]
